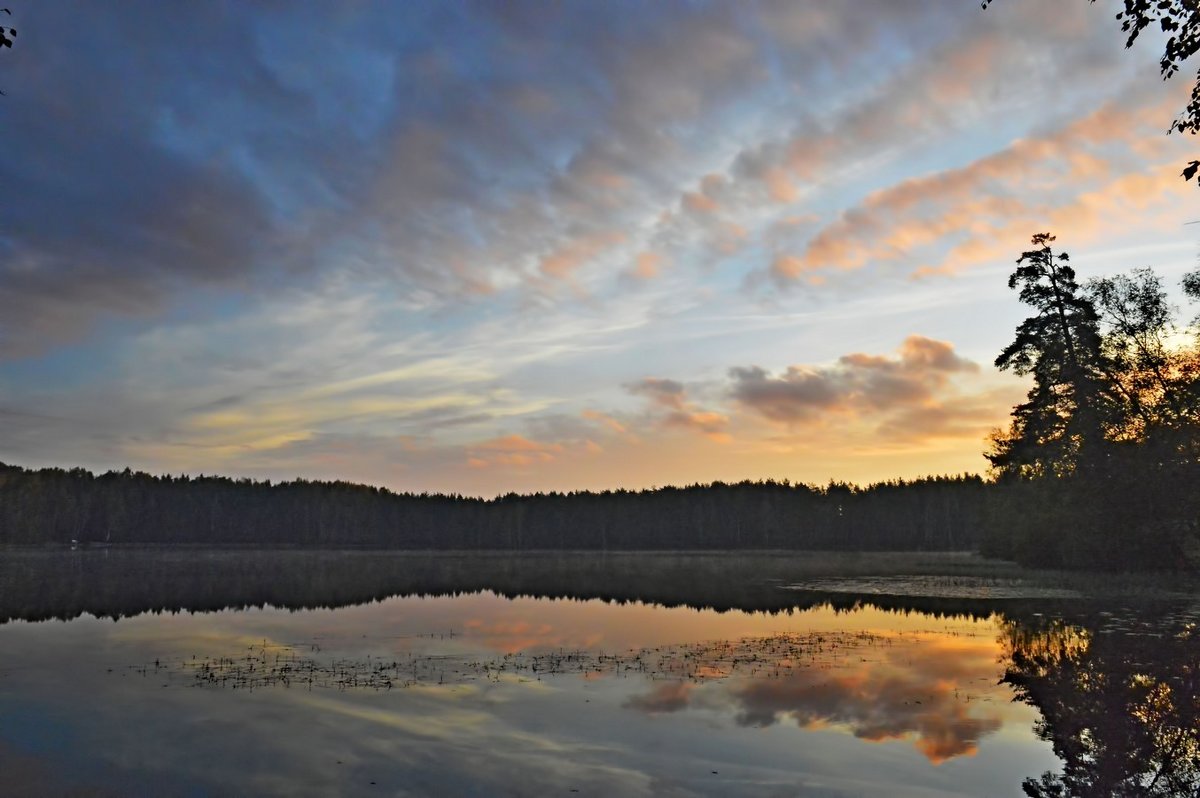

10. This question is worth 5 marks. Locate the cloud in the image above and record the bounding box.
[681,174,727,216]
[2,0,1144,358]
[728,366,843,422]
[461,618,561,654]
[731,336,976,423]
[0,2,325,356]
[467,435,564,468]
[3,0,1189,496]
[769,254,820,287]
[0,128,275,356]
[732,0,1126,199]
[581,409,635,440]
[776,86,1192,284]
[727,335,1011,450]
[626,378,686,408]
[762,166,797,204]
[626,377,730,441]
[2,0,1132,355]
[630,252,662,280]
[723,636,1007,764]
[539,231,627,280]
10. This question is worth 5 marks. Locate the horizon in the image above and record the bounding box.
[3,1,1199,495]
[0,457,987,501]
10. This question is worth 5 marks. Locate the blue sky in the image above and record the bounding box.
[1,0,1198,495]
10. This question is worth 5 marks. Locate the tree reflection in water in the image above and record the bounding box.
[1001,615,1200,797]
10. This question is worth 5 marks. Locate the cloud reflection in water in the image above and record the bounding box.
[624,635,1005,764]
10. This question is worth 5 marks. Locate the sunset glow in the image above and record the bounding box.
[2,1,1197,494]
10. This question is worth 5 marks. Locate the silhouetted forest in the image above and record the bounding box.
[979,235,1200,571]
[0,462,986,551]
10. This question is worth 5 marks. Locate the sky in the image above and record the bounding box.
[1,0,1198,496]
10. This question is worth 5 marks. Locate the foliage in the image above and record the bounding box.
[1110,0,1200,139]
[0,8,13,96]
[1090,268,1200,441]
[983,234,1200,571]
[0,9,12,49]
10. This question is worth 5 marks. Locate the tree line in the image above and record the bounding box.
[0,463,988,551]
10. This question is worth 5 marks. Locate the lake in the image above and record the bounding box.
[0,550,1197,796]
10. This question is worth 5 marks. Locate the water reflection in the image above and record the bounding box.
[0,548,1070,623]
[0,590,1040,796]
[150,613,1025,784]
[162,625,1008,769]
[610,630,1006,766]
[730,639,1003,764]
[1001,614,1200,796]
[1,550,1197,795]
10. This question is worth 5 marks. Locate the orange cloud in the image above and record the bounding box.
[632,252,662,280]
[582,409,633,438]
[682,191,718,214]
[681,173,726,215]
[538,230,626,278]
[663,409,730,442]
[463,618,562,654]
[627,377,687,410]
[770,254,808,281]
[468,435,565,468]
[910,160,1190,280]
[781,88,1192,282]
[763,165,797,203]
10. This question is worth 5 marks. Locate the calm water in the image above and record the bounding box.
[0,550,1196,796]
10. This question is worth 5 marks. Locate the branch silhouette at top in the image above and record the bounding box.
[984,0,1200,184]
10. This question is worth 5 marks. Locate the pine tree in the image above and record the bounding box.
[988,234,1110,480]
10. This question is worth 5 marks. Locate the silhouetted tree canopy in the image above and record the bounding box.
[0,8,14,96]
[982,234,1200,570]
[989,234,1109,480]
[0,10,12,45]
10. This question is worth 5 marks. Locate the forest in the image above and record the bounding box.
[0,463,985,552]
